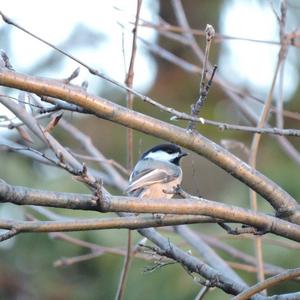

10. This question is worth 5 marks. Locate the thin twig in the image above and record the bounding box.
[194,286,210,300]
[140,35,300,123]
[170,0,300,165]
[232,268,300,300]
[0,215,223,239]
[52,232,152,267]
[115,229,132,300]
[198,234,288,277]
[70,152,130,176]
[226,261,292,278]
[2,9,300,137]
[188,24,216,131]
[59,119,127,190]
[138,19,300,47]
[173,0,217,133]
[29,205,154,266]
[115,2,142,300]
[248,0,289,287]
[52,231,296,277]
[249,1,287,282]
[175,225,246,285]
[276,0,288,130]
[0,10,168,115]
[2,8,300,167]
[176,116,300,137]
[249,45,282,287]
[54,251,104,267]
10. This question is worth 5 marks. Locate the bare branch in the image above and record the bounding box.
[188,24,216,131]
[59,119,128,190]
[194,286,210,300]
[44,112,63,133]
[249,1,290,284]
[141,33,300,124]
[0,69,299,222]
[0,215,219,236]
[1,183,300,242]
[0,10,166,108]
[276,0,288,129]
[138,227,250,296]
[0,50,14,70]
[170,0,300,165]
[232,268,300,300]
[54,251,105,267]
[2,8,300,167]
[178,116,300,137]
[0,227,18,242]
[199,234,292,277]
[117,1,142,297]
[175,225,246,285]
[1,5,299,298]
[138,19,300,47]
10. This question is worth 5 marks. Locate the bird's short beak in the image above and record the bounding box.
[180,151,188,158]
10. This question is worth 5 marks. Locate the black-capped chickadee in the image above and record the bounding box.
[126,144,187,199]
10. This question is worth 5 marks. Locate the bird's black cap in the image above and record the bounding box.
[141,143,187,165]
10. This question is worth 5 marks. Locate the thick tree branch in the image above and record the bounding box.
[138,227,250,296]
[0,181,257,296]
[0,68,299,223]
[1,182,300,242]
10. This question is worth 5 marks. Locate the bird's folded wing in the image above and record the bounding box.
[125,168,174,194]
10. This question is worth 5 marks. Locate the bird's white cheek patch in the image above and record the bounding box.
[144,150,178,162]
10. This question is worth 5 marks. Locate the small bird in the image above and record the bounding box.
[126,144,187,199]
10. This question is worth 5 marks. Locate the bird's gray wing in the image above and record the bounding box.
[125,168,175,194]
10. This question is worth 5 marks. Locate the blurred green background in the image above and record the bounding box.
[1,0,300,299]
